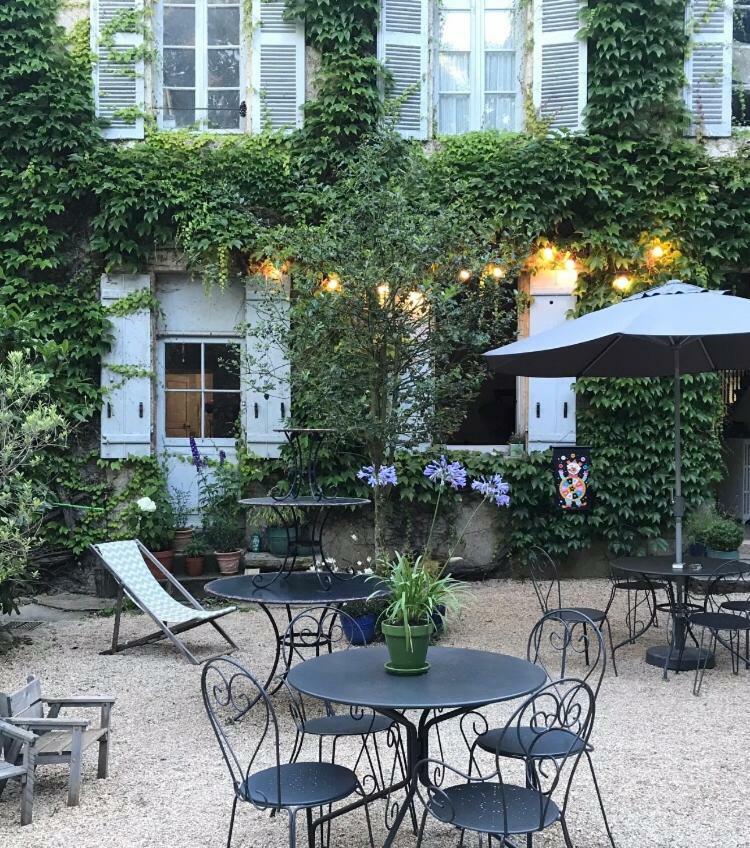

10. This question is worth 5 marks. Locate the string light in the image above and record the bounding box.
[612,274,631,292]
[541,246,555,262]
[321,274,340,293]
[563,258,576,272]
[487,264,505,279]
[649,244,665,260]
[376,283,390,305]
[405,290,425,311]
[458,268,471,282]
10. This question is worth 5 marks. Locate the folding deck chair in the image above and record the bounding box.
[90,540,239,665]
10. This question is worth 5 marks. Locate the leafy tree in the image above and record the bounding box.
[0,351,68,613]
[248,133,519,550]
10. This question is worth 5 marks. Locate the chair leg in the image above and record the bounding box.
[20,758,35,826]
[560,815,575,848]
[582,623,590,667]
[306,807,315,848]
[227,797,238,848]
[415,808,429,848]
[98,704,112,778]
[604,617,618,677]
[289,809,298,848]
[67,728,83,806]
[585,750,617,848]
[693,629,711,697]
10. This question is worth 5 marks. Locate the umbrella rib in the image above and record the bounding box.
[698,337,717,370]
[578,335,623,377]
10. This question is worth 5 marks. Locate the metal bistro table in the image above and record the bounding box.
[614,555,750,674]
[287,646,547,848]
[205,572,388,693]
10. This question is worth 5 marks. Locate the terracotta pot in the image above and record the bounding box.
[173,527,193,553]
[184,556,205,577]
[215,550,243,575]
[144,549,175,580]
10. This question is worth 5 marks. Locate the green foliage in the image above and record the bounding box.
[685,505,744,552]
[0,351,68,613]
[200,462,246,552]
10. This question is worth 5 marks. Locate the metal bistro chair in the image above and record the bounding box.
[280,607,412,844]
[527,546,618,676]
[462,611,616,848]
[681,561,750,695]
[201,657,374,848]
[604,564,662,658]
[417,678,595,848]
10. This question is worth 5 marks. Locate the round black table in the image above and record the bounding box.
[287,646,546,848]
[205,572,388,693]
[614,556,750,674]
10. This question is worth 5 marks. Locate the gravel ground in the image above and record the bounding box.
[1,578,748,848]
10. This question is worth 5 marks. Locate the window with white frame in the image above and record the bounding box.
[159,0,245,131]
[437,0,521,135]
[734,3,750,125]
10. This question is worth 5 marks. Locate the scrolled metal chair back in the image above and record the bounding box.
[528,609,606,697]
[280,606,370,729]
[201,657,282,806]
[701,560,750,613]
[527,545,563,613]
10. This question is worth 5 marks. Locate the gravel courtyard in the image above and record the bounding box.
[1,578,748,848]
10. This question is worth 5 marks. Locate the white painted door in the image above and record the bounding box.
[527,293,576,451]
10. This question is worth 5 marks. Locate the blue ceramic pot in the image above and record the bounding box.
[342,612,377,645]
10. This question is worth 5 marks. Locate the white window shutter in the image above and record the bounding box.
[532,0,587,131]
[245,282,288,458]
[251,0,305,131]
[100,274,153,458]
[685,0,733,137]
[90,0,145,140]
[377,0,430,139]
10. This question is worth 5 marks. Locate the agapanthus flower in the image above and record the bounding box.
[218,449,227,465]
[471,473,511,507]
[189,436,204,470]
[423,456,467,490]
[357,464,398,487]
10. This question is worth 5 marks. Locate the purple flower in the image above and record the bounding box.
[357,464,398,487]
[423,456,467,490]
[218,450,227,466]
[189,436,204,470]
[471,474,511,507]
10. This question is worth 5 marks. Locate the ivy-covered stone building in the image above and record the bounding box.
[4,0,750,573]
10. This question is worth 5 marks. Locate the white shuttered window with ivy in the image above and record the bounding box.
[437,0,521,134]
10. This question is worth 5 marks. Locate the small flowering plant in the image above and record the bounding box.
[127,489,175,552]
[357,464,398,488]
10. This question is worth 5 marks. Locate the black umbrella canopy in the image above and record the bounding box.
[484,281,750,378]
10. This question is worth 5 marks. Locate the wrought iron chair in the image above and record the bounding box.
[526,545,618,675]
[417,678,595,848]
[201,657,374,848]
[279,607,412,843]
[604,565,662,658]
[463,610,616,848]
[681,562,750,695]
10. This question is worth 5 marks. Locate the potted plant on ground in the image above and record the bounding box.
[686,506,744,560]
[342,596,387,645]
[198,456,245,574]
[170,487,193,552]
[205,514,245,574]
[132,493,176,579]
[377,551,464,674]
[250,507,311,557]
[183,534,206,577]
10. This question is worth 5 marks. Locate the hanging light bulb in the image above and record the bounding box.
[458,268,471,282]
[649,244,665,260]
[541,246,555,263]
[612,274,631,292]
[563,258,576,272]
[322,274,341,293]
[376,283,390,305]
[487,264,505,279]
[405,290,425,312]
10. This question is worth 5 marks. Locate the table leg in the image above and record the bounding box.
[645,576,714,673]
[257,602,285,695]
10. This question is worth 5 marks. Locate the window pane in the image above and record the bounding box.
[163,6,195,45]
[164,89,196,126]
[165,343,201,389]
[439,53,470,92]
[163,47,196,86]
[208,48,240,87]
[165,392,202,438]
[208,6,240,45]
[485,10,513,49]
[440,10,470,51]
[204,392,241,438]
[484,94,515,129]
[204,343,240,390]
[485,52,515,92]
[207,90,242,129]
[439,94,470,134]
[735,7,750,44]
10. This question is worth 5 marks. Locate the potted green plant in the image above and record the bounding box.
[686,506,744,560]
[170,487,193,552]
[375,552,464,675]
[205,514,245,574]
[508,432,525,458]
[249,506,311,557]
[183,534,206,577]
[342,597,387,645]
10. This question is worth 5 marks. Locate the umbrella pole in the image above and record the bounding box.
[673,346,684,567]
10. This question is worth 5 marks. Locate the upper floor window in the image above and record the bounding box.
[437,0,521,135]
[159,0,245,131]
[734,2,750,125]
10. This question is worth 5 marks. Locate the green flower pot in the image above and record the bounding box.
[381,622,432,675]
[707,548,740,560]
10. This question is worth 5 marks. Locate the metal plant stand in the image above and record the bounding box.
[241,428,370,589]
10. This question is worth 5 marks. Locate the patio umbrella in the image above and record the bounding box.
[484,280,750,566]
